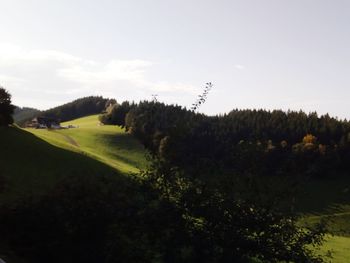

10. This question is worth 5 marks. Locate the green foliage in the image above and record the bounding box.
[124,101,196,155]
[99,101,135,127]
[122,101,350,261]
[0,87,15,126]
[140,159,327,262]
[123,101,350,179]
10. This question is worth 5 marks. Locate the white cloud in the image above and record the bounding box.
[234,64,245,70]
[57,59,153,85]
[0,43,197,109]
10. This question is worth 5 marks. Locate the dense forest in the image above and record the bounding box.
[100,100,350,179]
[98,99,340,262]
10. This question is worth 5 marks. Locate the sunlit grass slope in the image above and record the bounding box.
[27,115,147,174]
[303,204,350,262]
[319,235,350,263]
[0,122,141,263]
[0,126,120,202]
[300,186,350,262]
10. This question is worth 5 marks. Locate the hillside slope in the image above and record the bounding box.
[304,205,350,262]
[0,121,144,262]
[26,115,147,174]
[0,126,121,203]
[0,114,146,203]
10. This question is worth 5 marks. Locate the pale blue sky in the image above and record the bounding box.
[0,0,350,118]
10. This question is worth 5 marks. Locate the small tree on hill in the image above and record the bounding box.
[0,87,15,126]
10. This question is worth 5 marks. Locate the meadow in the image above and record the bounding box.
[27,115,147,174]
[0,115,147,206]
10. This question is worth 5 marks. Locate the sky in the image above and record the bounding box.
[0,0,350,118]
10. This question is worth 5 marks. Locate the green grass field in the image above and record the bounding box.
[0,115,147,203]
[300,190,350,262]
[0,126,117,203]
[319,235,350,263]
[27,115,147,174]
[302,205,350,262]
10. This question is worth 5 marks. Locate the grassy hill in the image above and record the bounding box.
[26,115,147,174]
[0,126,119,201]
[0,115,147,262]
[0,114,146,203]
[303,205,350,262]
[320,235,350,262]
[295,179,350,262]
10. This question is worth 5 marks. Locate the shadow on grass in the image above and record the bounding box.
[0,127,130,202]
[95,132,148,170]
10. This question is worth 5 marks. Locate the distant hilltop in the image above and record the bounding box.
[13,96,115,127]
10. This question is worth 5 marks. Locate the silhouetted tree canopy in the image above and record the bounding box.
[0,87,15,126]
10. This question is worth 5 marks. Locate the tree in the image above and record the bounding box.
[0,87,15,126]
[141,159,326,263]
[99,101,134,127]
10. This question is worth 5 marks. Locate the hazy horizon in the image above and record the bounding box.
[1,0,350,118]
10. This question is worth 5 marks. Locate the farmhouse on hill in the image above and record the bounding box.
[26,116,61,129]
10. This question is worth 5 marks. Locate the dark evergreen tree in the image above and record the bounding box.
[0,87,15,126]
[99,101,135,127]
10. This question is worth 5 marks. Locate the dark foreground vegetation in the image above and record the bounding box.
[0,126,327,263]
[0,164,326,263]
[4,87,350,262]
